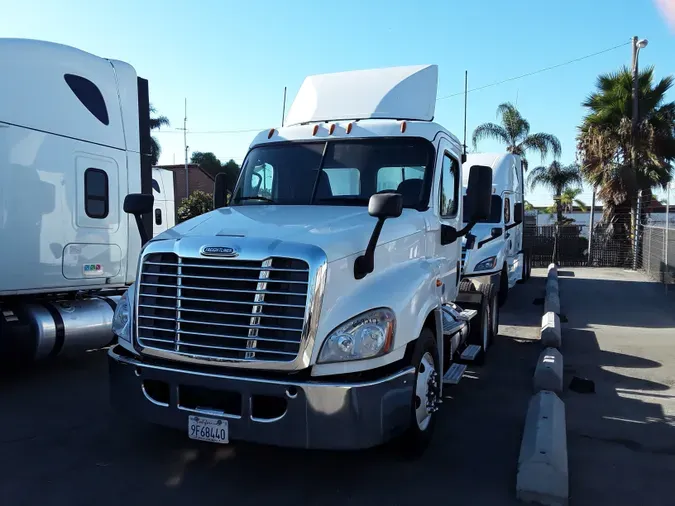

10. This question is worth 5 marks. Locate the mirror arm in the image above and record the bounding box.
[134,213,151,246]
[354,217,386,280]
[505,221,520,232]
[456,220,477,238]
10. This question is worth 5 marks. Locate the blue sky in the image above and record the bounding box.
[2,0,674,205]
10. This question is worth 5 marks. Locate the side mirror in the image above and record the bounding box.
[354,193,403,279]
[491,227,503,239]
[214,173,229,209]
[464,165,493,222]
[514,202,524,224]
[124,193,154,245]
[368,192,403,219]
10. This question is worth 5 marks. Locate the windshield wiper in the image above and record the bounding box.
[317,197,370,205]
[235,196,276,204]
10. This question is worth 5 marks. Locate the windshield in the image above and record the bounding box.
[231,138,434,209]
[463,195,503,224]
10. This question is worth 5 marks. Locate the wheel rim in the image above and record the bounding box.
[414,352,437,431]
[482,303,489,351]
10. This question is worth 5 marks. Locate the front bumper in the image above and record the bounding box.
[461,270,501,288]
[108,346,415,450]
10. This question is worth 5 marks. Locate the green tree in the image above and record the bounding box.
[527,161,583,223]
[577,66,675,218]
[149,104,170,166]
[472,102,562,169]
[524,200,535,211]
[190,152,240,190]
[560,188,587,213]
[177,190,213,222]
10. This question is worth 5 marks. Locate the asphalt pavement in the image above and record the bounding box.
[560,268,675,506]
[0,272,548,506]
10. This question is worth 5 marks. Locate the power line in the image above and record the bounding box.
[153,40,631,136]
[436,41,631,101]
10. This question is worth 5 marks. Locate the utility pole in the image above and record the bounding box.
[588,186,596,266]
[631,36,648,270]
[281,87,287,127]
[175,98,190,199]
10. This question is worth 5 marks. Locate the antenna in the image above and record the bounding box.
[281,86,287,127]
[183,98,189,196]
[462,70,468,163]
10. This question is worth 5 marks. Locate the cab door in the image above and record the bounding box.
[435,140,462,303]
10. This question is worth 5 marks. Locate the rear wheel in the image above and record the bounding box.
[398,328,440,459]
[498,265,509,306]
[518,250,531,283]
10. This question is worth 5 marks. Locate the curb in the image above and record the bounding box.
[517,391,569,506]
[516,263,568,505]
[541,312,561,349]
[534,347,563,394]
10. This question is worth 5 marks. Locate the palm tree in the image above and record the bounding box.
[150,104,170,166]
[560,188,587,213]
[527,161,583,223]
[577,66,675,218]
[472,102,562,169]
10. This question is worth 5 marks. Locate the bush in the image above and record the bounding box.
[177,190,213,222]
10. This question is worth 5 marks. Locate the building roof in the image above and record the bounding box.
[154,164,214,181]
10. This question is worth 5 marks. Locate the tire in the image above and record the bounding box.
[481,283,499,339]
[518,250,530,284]
[467,286,493,365]
[398,328,440,459]
[498,265,509,307]
[526,250,532,280]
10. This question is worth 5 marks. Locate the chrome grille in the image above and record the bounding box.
[136,253,310,362]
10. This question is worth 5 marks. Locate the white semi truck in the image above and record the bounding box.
[109,65,499,455]
[152,168,176,237]
[0,39,152,362]
[460,153,531,308]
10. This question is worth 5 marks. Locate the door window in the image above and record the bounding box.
[504,197,511,223]
[440,154,459,218]
[84,168,109,219]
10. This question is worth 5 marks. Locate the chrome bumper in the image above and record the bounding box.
[108,346,415,450]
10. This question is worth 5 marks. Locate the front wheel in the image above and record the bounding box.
[468,284,496,365]
[397,328,440,459]
[498,265,509,306]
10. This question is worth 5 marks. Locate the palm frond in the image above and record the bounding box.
[521,132,562,161]
[472,122,509,150]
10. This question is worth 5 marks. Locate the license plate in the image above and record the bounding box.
[188,415,229,444]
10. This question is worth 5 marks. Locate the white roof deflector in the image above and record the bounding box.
[284,64,438,126]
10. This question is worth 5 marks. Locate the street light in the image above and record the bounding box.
[631,36,649,270]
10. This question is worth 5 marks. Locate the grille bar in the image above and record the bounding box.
[137,253,310,362]
[139,304,304,320]
[138,326,300,344]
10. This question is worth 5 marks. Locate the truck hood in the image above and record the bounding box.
[153,205,426,262]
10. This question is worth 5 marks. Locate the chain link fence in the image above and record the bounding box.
[524,191,674,289]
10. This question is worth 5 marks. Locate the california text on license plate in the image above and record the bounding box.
[188,415,229,444]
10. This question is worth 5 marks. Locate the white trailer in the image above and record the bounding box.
[0,38,152,361]
[460,153,532,308]
[152,168,175,237]
[109,65,498,456]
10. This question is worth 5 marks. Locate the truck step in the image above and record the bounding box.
[458,309,478,321]
[460,344,482,361]
[443,363,467,385]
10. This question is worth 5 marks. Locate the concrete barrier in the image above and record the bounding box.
[541,312,561,349]
[545,291,560,315]
[517,391,569,506]
[534,347,563,394]
[547,263,558,280]
[545,278,559,298]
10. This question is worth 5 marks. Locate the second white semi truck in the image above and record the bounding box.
[460,153,531,308]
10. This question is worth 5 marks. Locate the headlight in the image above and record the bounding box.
[475,256,497,271]
[112,289,131,342]
[317,308,395,364]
